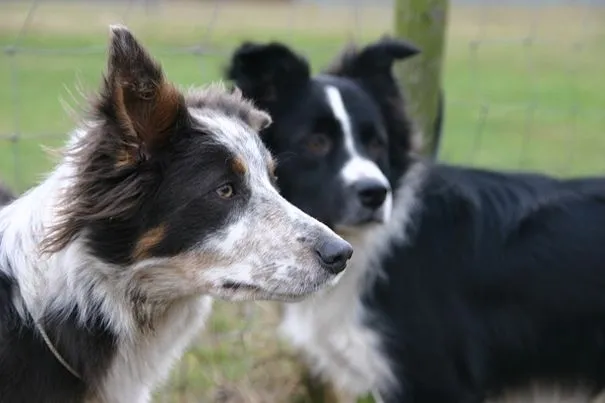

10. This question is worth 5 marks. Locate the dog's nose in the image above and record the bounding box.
[315,237,353,274]
[355,179,389,210]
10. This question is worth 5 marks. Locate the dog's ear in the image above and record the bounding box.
[327,37,421,181]
[225,41,310,107]
[325,36,420,78]
[97,25,186,165]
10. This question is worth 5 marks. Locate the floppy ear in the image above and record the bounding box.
[97,25,186,165]
[225,41,310,108]
[325,35,420,78]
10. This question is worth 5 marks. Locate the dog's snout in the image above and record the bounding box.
[315,237,353,274]
[355,179,389,210]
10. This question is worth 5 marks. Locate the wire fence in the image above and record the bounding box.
[1,0,604,401]
[441,0,605,177]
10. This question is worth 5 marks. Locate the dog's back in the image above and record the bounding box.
[369,164,605,402]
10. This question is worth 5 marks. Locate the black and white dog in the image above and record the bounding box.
[227,38,605,403]
[0,26,353,403]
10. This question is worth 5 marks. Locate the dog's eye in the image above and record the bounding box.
[305,133,332,156]
[216,183,235,199]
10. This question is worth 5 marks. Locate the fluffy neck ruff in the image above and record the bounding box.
[0,131,213,401]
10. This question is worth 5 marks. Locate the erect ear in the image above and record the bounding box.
[98,25,185,165]
[326,36,421,180]
[325,36,420,78]
[225,41,310,107]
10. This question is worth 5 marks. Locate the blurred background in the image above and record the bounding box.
[0,0,604,401]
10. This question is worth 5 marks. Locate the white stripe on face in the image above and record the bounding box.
[323,85,389,189]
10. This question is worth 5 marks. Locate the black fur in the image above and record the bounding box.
[367,167,605,402]
[227,37,421,227]
[85,135,253,266]
[0,181,15,206]
[0,269,117,403]
[227,38,605,402]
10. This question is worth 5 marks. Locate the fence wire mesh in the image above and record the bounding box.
[0,0,604,402]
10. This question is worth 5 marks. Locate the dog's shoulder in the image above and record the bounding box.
[419,164,605,228]
[367,164,605,401]
[381,163,605,283]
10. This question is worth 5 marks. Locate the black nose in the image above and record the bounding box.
[315,237,353,274]
[354,179,389,210]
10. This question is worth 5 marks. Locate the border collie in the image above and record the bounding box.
[227,38,605,403]
[0,26,353,403]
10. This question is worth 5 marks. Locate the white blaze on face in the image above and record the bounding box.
[324,85,392,221]
[324,86,390,189]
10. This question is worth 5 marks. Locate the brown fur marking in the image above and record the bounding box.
[231,156,248,176]
[126,81,183,147]
[113,77,184,164]
[133,224,166,261]
[115,148,135,168]
[267,157,277,178]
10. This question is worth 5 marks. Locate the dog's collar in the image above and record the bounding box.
[34,320,82,380]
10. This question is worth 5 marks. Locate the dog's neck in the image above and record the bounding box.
[297,159,427,311]
[279,160,427,397]
[342,159,427,285]
[0,146,213,402]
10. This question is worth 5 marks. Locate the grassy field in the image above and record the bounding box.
[0,1,604,402]
[1,2,604,192]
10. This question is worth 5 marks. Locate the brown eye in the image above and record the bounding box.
[216,183,235,199]
[367,137,384,160]
[306,133,332,156]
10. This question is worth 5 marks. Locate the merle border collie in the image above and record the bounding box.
[227,37,605,403]
[0,26,353,403]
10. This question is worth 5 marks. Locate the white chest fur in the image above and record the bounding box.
[279,164,426,398]
[96,296,213,403]
[280,234,395,396]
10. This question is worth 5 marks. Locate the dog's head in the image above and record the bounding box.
[43,26,352,304]
[226,37,420,232]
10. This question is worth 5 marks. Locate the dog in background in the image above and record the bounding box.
[0,25,352,403]
[228,37,605,403]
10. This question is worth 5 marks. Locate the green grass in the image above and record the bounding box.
[0,2,604,402]
[1,2,604,193]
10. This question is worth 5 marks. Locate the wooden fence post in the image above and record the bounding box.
[394,0,449,158]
